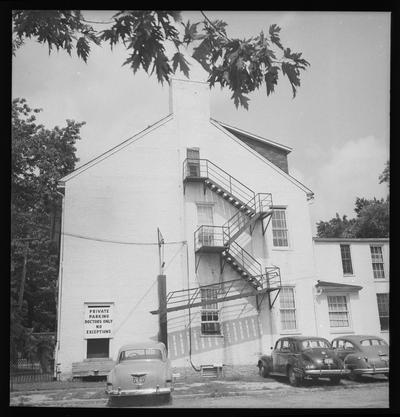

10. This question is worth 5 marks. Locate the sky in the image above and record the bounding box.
[12,11,390,234]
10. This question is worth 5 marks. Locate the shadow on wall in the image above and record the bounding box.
[167,314,261,360]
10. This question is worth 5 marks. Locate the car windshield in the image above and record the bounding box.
[300,339,331,350]
[360,339,388,347]
[119,348,162,362]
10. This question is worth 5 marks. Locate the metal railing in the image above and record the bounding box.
[183,158,255,204]
[225,241,263,279]
[194,225,229,252]
[265,266,282,289]
[223,193,273,245]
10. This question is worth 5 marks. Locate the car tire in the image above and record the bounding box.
[258,362,269,378]
[161,393,171,404]
[348,371,362,382]
[288,366,302,387]
[329,376,341,385]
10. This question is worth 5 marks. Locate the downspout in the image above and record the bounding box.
[185,242,201,372]
[54,183,66,376]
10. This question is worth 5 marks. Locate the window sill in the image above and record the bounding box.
[380,330,389,334]
[329,329,354,334]
[374,279,389,283]
[343,274,355,277]
[280,330,301,335]
[200,334,224,338]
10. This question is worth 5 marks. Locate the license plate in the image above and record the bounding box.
[132,376,146,384]
[324,358,334,364]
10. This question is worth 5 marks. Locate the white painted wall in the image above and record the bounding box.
[313,240,389,343]
[56,75,328,377]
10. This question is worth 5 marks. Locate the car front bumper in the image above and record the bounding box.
[303,369,350,377]
[351,367,389,375]
[106,387,172,397]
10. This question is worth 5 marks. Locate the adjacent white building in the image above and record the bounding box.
[54,61,389,380]
[312,238,389,343]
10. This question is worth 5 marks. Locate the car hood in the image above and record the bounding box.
[109,360,169,389]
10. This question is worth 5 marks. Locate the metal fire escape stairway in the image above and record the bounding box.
[150,159,282,316]
[185,158,281,308]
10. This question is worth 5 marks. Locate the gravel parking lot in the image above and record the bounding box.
[10,374,389,408]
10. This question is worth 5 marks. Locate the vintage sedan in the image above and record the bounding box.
[331,335,389,380]
[106,342,174,401]
[258,336,349,386]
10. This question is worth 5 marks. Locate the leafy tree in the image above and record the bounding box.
[316,163,389,238]
[11,98,83,362]
[379,160,389,184]
[12,10,310,109]
[316,214,356,238]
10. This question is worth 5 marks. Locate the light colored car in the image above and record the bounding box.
[106,342,174,401]
[331,335,389,380]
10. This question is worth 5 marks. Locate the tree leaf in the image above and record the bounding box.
[172,52,191,78]
[231,91,249,110]
[264,66,280,95]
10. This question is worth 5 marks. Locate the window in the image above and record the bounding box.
[87,338,109,359]
[327,295,350,328]
[370,246,385,278]
[279,287,297,330]
[360,338,387,347]
[376,293,389,331]
[119,349,162,362]
[197,204,214,246]
[340,244,353,275]
[272,209,289,247]
[344,341,355,351]
[201,288,221,335]
[186,148,200,177]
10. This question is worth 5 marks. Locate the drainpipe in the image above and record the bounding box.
[54,184,66,375]
[185,242,201,372]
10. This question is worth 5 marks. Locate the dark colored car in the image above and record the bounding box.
[331,335,389,380]
[257,336,349,386]
[106,342,174,401]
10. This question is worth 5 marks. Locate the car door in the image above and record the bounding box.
[271,340,282,374]
[332,339,348,361]
[276,338,291,375]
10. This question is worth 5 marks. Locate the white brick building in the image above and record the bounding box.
[54,62,389,379]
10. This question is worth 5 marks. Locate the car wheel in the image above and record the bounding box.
[288,366,302,387]
[161,393,171,404]
[348,371,362,382]
[258,362,269,378]
[329,376,341,385]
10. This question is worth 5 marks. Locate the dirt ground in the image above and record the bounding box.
[9,374,389,408]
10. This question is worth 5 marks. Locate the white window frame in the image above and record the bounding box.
[271,207,290,249]
[327,294,353,332]
[279,286,298,333]
[340,244,354,275]
[200,288,221,336]
[376,293,389,332]
[370,245,385,279]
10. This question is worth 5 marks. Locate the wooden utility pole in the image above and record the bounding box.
[157,274,168,350]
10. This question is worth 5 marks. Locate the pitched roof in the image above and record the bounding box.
[58,114,174,184]
[210,119,314,198]
[212,119,293,153]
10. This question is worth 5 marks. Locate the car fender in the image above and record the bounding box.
[259,355,273,370]
[287,355,302,374]
[343,353,364,369]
